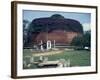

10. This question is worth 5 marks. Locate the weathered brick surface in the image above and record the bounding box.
[33,30,80,44]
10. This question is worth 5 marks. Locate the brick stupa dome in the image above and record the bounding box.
[28,14,83,45]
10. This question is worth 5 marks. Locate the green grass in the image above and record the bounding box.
[23,49,90,69]
[38,50,90,66]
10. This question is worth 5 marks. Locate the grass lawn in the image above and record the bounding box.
[23,49,90,69]
[44,50,90,66]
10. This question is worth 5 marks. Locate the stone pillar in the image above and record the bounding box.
[30,57,34,63]
[40,40,44,51]
[67,59,70,67]
[54,40,55,48]
[39,56,43,61]
[47,40,52,50]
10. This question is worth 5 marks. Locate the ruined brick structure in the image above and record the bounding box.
[28,14,83,46]
[35,30,80,45]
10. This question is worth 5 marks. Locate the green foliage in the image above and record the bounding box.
[23,20,29,28]
[51,14,64,19]
[83,32,91,47]
[71,36,84,47]
[71,31,91,48]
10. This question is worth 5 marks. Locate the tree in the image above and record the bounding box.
[23,20,29,29]
[71,35,84,47]
[23,20,30,47]
[83,31,91,47]
[71,31,91,49]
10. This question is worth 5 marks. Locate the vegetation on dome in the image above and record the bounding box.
[50,14,65,19]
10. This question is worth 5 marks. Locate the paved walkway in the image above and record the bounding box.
[32,50,63,56]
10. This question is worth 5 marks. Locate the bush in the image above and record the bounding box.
[71,31,91,49]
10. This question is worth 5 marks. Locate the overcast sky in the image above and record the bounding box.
[23,10,91,31]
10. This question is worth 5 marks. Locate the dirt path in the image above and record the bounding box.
[32,50,63,56]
